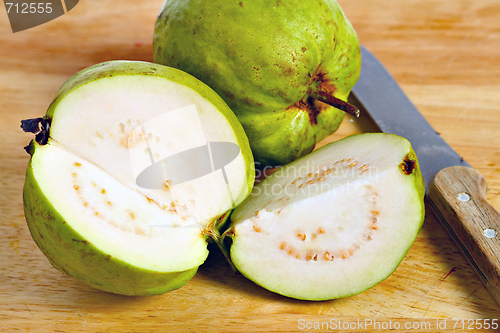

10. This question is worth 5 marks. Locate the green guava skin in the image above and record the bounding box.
[23,61,255,296]
[153,0,361,166]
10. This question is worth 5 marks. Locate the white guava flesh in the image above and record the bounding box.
[228,133,425,300]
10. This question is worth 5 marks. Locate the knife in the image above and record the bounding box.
[351,45,500,306]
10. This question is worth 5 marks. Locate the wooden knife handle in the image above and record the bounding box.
[428,166,500,306]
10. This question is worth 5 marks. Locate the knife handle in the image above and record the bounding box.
[428,166,500,305]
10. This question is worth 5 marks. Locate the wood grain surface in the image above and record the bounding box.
[1,0,500,331]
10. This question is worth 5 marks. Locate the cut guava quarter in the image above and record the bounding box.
[226,133,425,300]
[22,61,255,296]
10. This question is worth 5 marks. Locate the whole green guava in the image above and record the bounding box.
[154,0,361,166]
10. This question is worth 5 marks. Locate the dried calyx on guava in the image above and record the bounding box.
[224,133,425,301]
[22,61,255,296]
[153,0,361,167]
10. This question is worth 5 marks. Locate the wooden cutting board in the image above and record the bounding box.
[1,0,500,331]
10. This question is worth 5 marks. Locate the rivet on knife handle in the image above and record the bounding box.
[428,166,500,304]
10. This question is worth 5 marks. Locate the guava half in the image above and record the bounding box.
[22,61,255,295]
[226,133,425,300]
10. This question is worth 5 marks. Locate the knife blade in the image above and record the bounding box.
[351,45,500,306]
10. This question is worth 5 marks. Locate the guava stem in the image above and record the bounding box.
[20,117,51,145]
[21,117,43,134]
[311,91,360,117]
[205,213,240,275]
